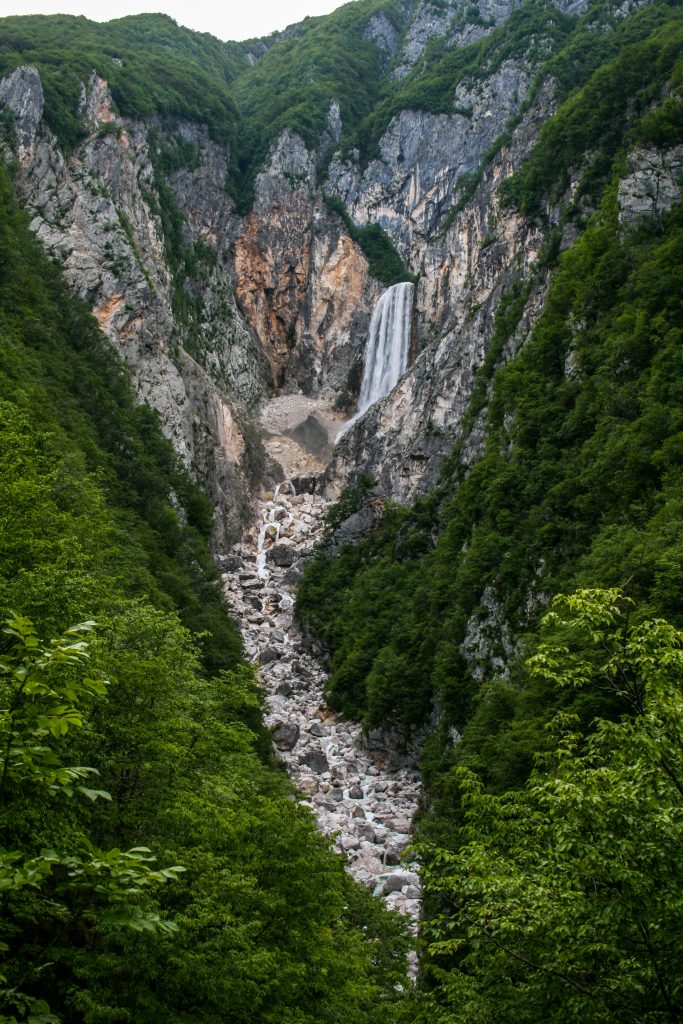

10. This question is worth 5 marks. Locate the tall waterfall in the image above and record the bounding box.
[355,281,414,419]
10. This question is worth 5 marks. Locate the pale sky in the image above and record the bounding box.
[0,0,350,41]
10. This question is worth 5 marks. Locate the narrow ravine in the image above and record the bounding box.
[222,396,422,928]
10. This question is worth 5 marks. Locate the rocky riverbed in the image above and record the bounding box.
[222,467,422,923]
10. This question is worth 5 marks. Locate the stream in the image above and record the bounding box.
[222,468,422,926]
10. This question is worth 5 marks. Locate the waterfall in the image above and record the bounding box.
[355,281,414,419]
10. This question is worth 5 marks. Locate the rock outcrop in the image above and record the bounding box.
[0,65,43,162]
[618,145,683,227]
[0,68,263,548]
[325,77,555,501]
[235,129,382,398]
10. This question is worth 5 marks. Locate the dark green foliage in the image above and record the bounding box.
[0,163,241,673]
[0,615,184,1022]
[324,194,416,286]
[0,13,246,150]
[434,1,682,236]
[227,0,410,210]
[0,155,410,1023]
[500,10,683,213]
[298,182,683,754]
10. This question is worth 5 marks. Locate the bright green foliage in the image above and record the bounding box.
[0,615,107,795]
[0,615,182,1024]
[55,607,410,1024]
[417,590,683,1023]
[0,608,411,1022]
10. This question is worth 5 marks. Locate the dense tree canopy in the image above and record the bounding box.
[1,0,682,1020]
[417,590,683,1023]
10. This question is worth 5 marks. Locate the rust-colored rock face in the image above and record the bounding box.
[235,201,312,387]
[234,128,379,399]
[301,234,369,355]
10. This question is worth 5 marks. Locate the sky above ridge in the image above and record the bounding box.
[0,0,348,41]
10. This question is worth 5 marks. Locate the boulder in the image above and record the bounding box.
[221,554,244,572]
[301,749,329,774]
[382,871,419,894]
[267,544,298,567]
[291,473,319,494]
[327,506,382,554]
[358,822,376,843]
[272,721,300,750]
[283,565,303,585]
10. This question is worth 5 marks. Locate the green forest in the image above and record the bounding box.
[0,164,412,1022]
[1,0,682,1019]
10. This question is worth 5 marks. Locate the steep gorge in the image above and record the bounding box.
[1,0,683,1018]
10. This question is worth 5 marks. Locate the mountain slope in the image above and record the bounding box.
[1,0,682,1019]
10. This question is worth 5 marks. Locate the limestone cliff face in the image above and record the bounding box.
[0,0,675,555]
[0,66,262,548]
[617,145,683,227]
[328,62,535,259]
[0,63,379,543]
[324,68,555,501]
[235,127,382,402]
[391,0,589,80]
[325,102,683,504]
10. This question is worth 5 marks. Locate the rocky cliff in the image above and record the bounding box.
[0,66,263,548]
[1,0,679,551]
[0,63,380,542]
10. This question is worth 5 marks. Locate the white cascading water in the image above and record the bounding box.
[256,482,295,580]
[355,281,414,419]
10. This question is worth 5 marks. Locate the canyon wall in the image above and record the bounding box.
[1,0,677,549]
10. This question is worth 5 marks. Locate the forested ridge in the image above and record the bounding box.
[2,0,679,212]
[0,0,682,1019]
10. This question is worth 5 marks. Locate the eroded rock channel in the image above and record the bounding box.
[222,396,421,924]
